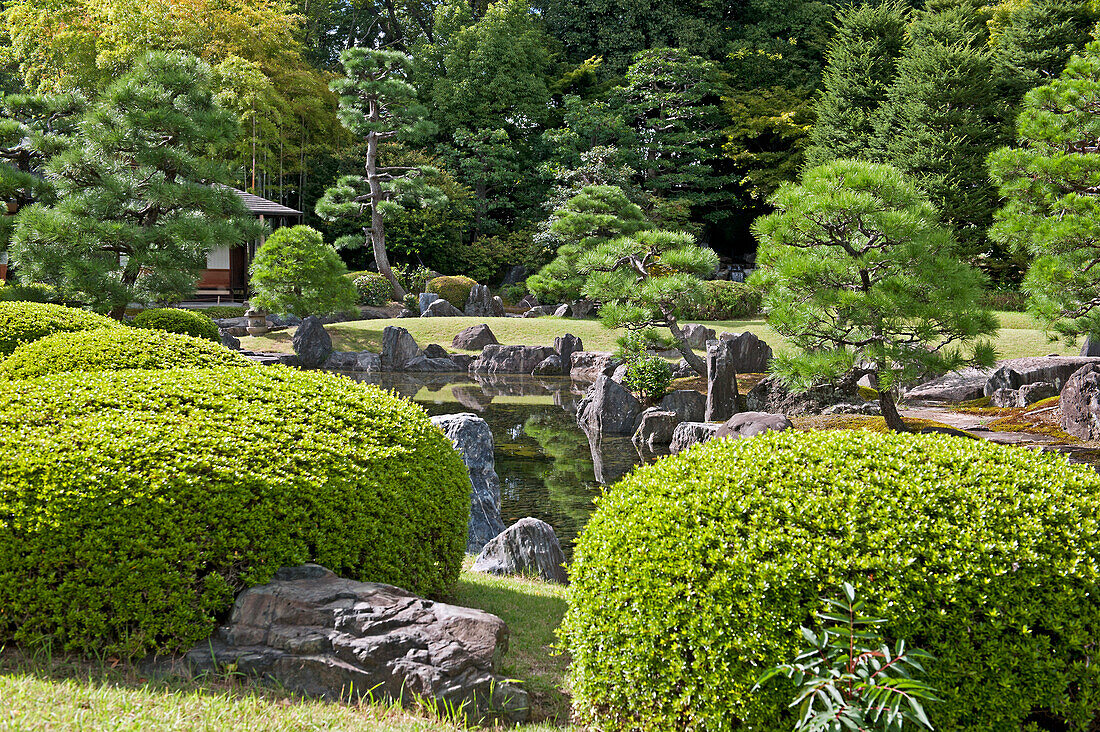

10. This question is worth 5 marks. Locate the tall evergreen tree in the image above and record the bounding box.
[873,1,1003,266]
[10,52,258,318]
[805,0,909,168]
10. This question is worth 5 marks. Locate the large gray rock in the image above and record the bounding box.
[705,339,740,422]
[570,299,597,319]
[906,367,996,403]
[356,352,381,372]
[522,305,559,318]
[680,323,717,350]
[660,390,706,423]
[418,292,439,313]
[422,298,464,318]
[405,356,461,372]
[220,330,241,350]
[185,564,528,724]
[470,344,556,375]
[554,334,583,376]
[423,343,450,359]
[669,422,721,454]
[431,413,507,553]
[632,408,680,448]
[471,518,568,584]
[570,351,622,383]
[718,331,773,373]
[464,284,505,317]
[1083,337,1100,357]
[532,354,563,376]
[322,351,358,371]
[576,375,642,435]
[984,356,1100,396]
[380,326,423,371]
[292,316,333,369]
[453,324,498,351]
[553,304,571,317]
[747,374,863,416]
[1062,364,1100,440]
[714,411,793,440]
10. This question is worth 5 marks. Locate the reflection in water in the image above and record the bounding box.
[336,371,649,554]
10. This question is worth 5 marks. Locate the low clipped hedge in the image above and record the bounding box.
[0,368,471,656]
[562,430,1100,731]
[352,272,394,306]
[0,329,255,379]
[675,280,763,320]
[133,307,220,342]
[0,301,122,356]
[427,275,477,308]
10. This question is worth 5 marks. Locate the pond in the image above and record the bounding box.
[337,372,654,554]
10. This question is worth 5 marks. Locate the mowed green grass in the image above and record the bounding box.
[0,565,572,731]
[240,312,1080,362]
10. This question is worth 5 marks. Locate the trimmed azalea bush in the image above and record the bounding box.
[0,367,470,656]
[427,275,477,308]
[675,280,763,321]
[250,225,357,317]
[562,430,1100,731]
[352,272,394,306]
[133,307,220,342]
[0,301,121,356]
[0,329,254,379]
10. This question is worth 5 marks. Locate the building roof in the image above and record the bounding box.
[223,186,303,217]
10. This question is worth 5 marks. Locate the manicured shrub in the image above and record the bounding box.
[562,430,1100,731]
[623,355,672,404]
[0,329,254,379]
[0,367,470,656]
[0,282,62,304]
[352,272,394,306]
[133,307,220,342]
[250,225,358,317]
[427,275,477,308]
[0,301,121,356]
[675,280,763,320]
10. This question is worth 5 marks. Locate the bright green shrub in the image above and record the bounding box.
[0,282,62,304]
[562,430,1100,731]
[352,272,394,306]
[0,367,470,656]
[133,307,220,342]
[0,301,121,356]
[0,329,254,379]
[250,225,357,317]
[675,280,763,320]
[427,275,477,308]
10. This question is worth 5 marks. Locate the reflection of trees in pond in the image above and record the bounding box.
[523,412,603,532]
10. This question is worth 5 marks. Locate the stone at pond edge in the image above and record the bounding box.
[532,354,563,376]
[632,408,680,448]
[570,351,621,383]
[471,344,556,375]
[554,334,583,376]
[292,316,333,369]
[660,390,706,423]
[405,355,460,372]
[184,564,528,724]
[431,413,507,553]
[705,339,740,422]
[423,343,449,359]
[714,411,792,439]
[1061,364,1100,440]
[669,422,721,454]
[453,324,498,351]
[381,326,423,371]
[472,518,569,584]
[576,375,642,435]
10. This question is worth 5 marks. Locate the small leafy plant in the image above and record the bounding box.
[617,329,673,403]
[756,583,939,732]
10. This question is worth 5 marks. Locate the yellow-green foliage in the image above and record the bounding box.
[427,275,477,308]
[0,301,121,356]
[0,329,254,379]
[563,430,1100,731]
[133,308,220,342]
[0,368,471,656]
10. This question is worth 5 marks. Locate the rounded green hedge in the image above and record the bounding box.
[0,301,122,356]
[0,328,255,379]
[427,275,477,308]
[352,272,394,306]
[133,307,220,342]
[0,367,471,656]
[562,430,1100,731]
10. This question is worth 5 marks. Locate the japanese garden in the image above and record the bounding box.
[5,0,1100,730]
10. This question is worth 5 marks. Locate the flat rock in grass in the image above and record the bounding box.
[291,316,333,369]
[470,344,556,375]
[380,326,422,371]
[453,324,498,351]
[423,343,450,359]
[906,367,995,403]
[669,422,721,454]
[472,518,568,584]
[984,356,1100,396]
[714,411,792,439]
[431,413,506,553]
[185,564,528,724]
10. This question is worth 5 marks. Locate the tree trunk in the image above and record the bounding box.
[663,307,706,375]
[365,127,406,300]
[878,387,909,433]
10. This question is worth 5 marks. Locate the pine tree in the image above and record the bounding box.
[873,1,1003,266]
[805,0,909,168]
[10,52,258,317]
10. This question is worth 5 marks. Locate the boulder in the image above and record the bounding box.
[906,367,996,403]
[471,518,568,584]
[680,323,717,350]
[553,304,571,317]
[522,304,559,318]
[632,408,680,448]
[431,413,507,553]
[453,324,499,351]
[747,374,863,416]
[570,299,596,319]
[380,326,423,371]
[705,339,740,422]
[554,334,583,376]
[576,375,642,435]
[669,422,721,454]
[464,284,505,318]
[517,294,538,309]
[714,411,793,440]
[470,344,556,375]
[322,351,358,371]
[356,352,381,372]
[1020,381,1058,405]
[718,332,773,373]
[423,343,450,359]
[984,356,1100,396]
[569,351,622,383]
[671,360,696,379]
[418,292,439,313]
[405,356,460,372]
[611,364,629,383]
[422,298,464,318]
[220,330,241,350]
[450,354,474,372]
[660,390,706,423]
[1083,337,1100,357]
[1062,364,1100,440]
[185,564,528,724]
[291,316,333,369]
[532,354,563,376]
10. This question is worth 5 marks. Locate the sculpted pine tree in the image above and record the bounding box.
[989,41,1100,343]
[752,160,997,432]
[316,48,441,300]
[10,52,257,317]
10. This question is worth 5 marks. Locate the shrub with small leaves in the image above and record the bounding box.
[0,301,121,356]
[676,280,764,320]
[353,273,394,306]
[625,355,672,403]
[0,282,64,304]
[427,275,477,308]
[133,307,219,342]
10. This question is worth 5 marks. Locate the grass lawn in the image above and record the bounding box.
[0,563,572,731]
[239,311,1081,362]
